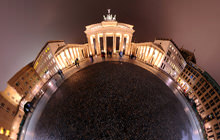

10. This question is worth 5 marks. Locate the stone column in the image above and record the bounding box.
[148,49,155,64]
[68,48,74,61]
[146,47,152,63]
[67,48,74,63]
[55,56,63,69]
[136,47,141,59]
[119,34,124,52]
[95,34,100,55]
[157,54,163,67]
[91,36,95,55]
[59,54,67,68]
[152,52,158,65]
[103,33,107,53]
[155,52,162,66]
[141,46,147,60]
[64,50,71,65]
[113,33,116,53]
[88,35,95,55]
[79,48,83,59]
[124,36,128,55]
[87,36,92,55]
[72,47,77,59]
[130,43,135,55]
[76,48,80,60]
[125,35,132,55]
[144,47,150,62]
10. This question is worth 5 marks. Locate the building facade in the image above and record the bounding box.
[8,62,44,107]
[1,85,21,106]
[0,94,24,140]
[177,62,220,140]
[33,40,66,82]
[154,39,186,80]
[84,10,134,55]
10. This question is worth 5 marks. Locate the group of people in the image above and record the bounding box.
[85,51,136,64]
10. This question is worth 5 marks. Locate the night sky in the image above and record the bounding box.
[0,0,220,90]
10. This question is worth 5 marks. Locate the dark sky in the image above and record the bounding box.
[0,0,220,90]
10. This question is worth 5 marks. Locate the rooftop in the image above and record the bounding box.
[179,48,196,63]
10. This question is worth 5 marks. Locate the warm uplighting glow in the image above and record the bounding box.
[155,53,162,66]
[57,55,65,68]
[148,47,154,62]
[90,35,94,45]
[153,50,159,64]
[60,52,68,66]
[69,48,75,61]
[5,130,10,136]
[76,48,80,59]
[0,127,4,134]
[73,48,77,59]
[65,49,71,60]
[55,57,63,69]
[144,47,150,61]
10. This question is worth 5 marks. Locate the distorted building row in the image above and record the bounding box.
[176,49,220,140]
[0,10,219,140]
[0,40,90,140]
[154,39,187,80]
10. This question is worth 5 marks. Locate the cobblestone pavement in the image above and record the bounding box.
[34,62,193,140]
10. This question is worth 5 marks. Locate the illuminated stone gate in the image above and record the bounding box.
[84,9,134,55]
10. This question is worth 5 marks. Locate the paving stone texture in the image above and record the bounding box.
[34,61,193,140]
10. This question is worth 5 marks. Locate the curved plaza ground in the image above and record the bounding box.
[32,61,194,140]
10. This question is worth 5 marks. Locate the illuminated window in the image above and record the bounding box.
[5,130,10,136]
[34,61,38,69]
[0,103,4,107]
[0,127,4,134]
